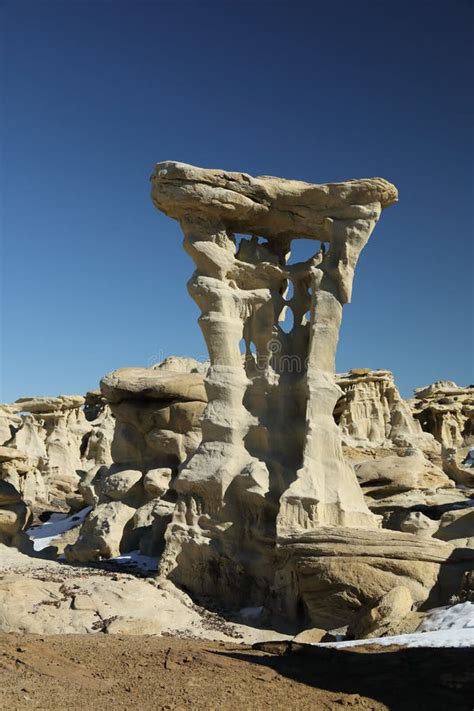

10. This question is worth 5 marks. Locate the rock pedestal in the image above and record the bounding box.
[66,359,207,561]
[150,162,414,611]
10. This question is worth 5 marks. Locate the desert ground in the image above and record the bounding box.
[1,633,473,711]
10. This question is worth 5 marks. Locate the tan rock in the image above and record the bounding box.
[101,368,206,404]
[355,449,452,498]
[65,501,135,561]
[292,627,329,643]
[335,369,434,450]
[143,468,172,498]
[274,527,472,628]
[0,446,27,462]
[347,586,413,639]
[153,356,209,374]
[411,381,473,450]
[434,509,474,548]
[399,512,439,538]
[101,467,143,501]
[152,161,397,608]
[12,395,85,414]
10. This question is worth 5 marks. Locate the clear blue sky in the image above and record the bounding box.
[1,0,473,402]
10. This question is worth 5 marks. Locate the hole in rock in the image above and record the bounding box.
[287,239,321,265]
[279,306,294,333]
[284,280,295,301]
[234,233,253,250]
[303,310,311,324]
[239,338,247,354]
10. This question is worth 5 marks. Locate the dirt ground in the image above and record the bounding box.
[0,634,472,711]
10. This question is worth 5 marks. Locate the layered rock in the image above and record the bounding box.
[335,369,438,451]
[411,381,474,485]
[66,358,206,561]
[0,394,114,510]
[412,381,474,448]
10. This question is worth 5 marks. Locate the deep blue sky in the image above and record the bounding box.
[1,0,473,401]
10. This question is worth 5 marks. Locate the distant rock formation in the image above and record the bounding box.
[335,369,437,451]
[0,394,113,511]
[411,380,474,486]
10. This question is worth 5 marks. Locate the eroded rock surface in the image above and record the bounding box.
[66,358,206,561]
[411,381,474,485]
[0,394,114,513]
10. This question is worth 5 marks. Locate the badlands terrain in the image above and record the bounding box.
[1,164,473,708]
[0,361,473,709]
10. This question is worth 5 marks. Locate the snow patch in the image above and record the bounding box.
[26,507,92,551]
[314,603,474,649]
[418,601,474,632]
[108,550,159,574]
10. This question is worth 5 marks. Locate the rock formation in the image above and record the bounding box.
[3,162,471,635]
[0,395,114,512]
[0,477,31,546]
[66,358,206,561]
[147,160,474,625]
[411,381,474,485]
[335,369,438,451]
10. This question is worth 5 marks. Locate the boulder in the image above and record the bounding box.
[65,501,135,561]
[434,509,474,548]
[347,586,414,639]
[101,467,143,501]
[355,448,452,499]
[143,468,172,498]
[399,511,439,538]
[101,368,206,404]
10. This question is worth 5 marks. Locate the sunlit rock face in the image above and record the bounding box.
[0,396,114,511]
[410,381,474,486]
[65,357,207,562]
[335,369,437,451]
[151,161,432,611]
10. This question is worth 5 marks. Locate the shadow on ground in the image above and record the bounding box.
[218,644,474,711]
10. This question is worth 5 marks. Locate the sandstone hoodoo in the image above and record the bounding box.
[66,358,207,561]
[148,161,472,626]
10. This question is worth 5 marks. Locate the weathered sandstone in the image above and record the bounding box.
[66,359,206,561]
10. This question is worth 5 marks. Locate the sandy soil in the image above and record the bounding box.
[0,634,472,711]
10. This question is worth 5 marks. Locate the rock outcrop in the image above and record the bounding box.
[411,381,474,485]
[335,369,438,452]
[333,369,472,532]
[5,162,471,636]
[66,358,206,561]
[148,160,471,625]
[412,381,474,449]
[0,478,31,546]
[0,394,114,511]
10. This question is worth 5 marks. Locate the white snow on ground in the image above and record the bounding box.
[317,628,474,649]
[315,602,474,649]
[418,601,474,631]
[26,507,92,551]
[109,550,159,574]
